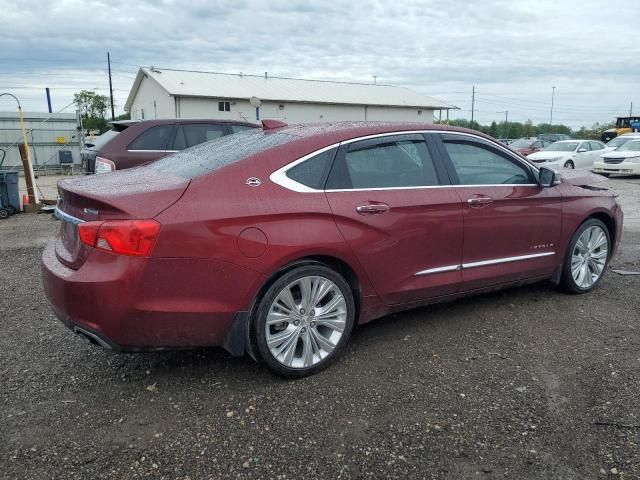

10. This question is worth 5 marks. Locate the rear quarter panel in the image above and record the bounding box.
[152,144,379,312]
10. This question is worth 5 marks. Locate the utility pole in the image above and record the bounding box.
[497,110,508,137]
[549,86,556,131]
[630,101,633,116]
[107,52,115,121]
[471,85,476,126]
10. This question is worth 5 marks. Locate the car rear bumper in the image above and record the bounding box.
[41,241,265,351]
[593,162,640,175]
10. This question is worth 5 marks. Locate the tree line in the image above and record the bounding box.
[437,118,613,141]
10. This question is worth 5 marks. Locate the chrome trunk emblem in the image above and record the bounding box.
[245,177,261,187]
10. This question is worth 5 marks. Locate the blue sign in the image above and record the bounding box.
[630,120,640,130]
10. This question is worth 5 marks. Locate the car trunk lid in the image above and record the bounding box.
[54,169,190,269]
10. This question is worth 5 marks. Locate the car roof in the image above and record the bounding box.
[267,121,502,146]
[111,118,258,127]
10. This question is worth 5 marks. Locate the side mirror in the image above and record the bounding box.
[578,148,587,153]
[539,167,557,187]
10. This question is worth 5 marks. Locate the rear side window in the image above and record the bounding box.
[182,123,226,147]
[128,125,174,151]
[150,129,296,179]
[286,148,336,189]
[443,140,532,185]
[327,137,439,189]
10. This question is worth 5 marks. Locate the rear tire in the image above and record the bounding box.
[252,264,355,378]
[560,218,610,294]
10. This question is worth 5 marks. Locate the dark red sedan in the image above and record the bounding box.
[510,137,551,157]
[43,121,623,377]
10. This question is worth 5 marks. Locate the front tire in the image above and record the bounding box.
[252,264,355,378]
[560,219,610,293]
[564,160,575,169]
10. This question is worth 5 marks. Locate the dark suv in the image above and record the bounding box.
[82,119,257,174]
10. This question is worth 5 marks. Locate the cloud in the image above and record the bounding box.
[0,0,637,127]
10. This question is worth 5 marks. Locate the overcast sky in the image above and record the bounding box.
[1,0,638,128]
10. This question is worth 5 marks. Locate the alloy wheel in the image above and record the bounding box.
[265,275,347,369]
[571,225,608,289]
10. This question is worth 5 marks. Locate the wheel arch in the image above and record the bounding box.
[587,211,616,244]
[249,255,362,325]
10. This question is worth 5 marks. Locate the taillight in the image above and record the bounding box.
[78,220,160,257]
[95,156,115,174]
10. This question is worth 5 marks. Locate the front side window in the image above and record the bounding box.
[589,141,604,151]
[443,140,532,185]
[327,137,439,189]
[543,141,579,152]
[579,142,591,151]
[128,124,174,151]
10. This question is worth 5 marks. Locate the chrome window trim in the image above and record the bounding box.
[269,130,540,193]
[54,207,85,225]
[269,143,341,193]
[127,149,176,153]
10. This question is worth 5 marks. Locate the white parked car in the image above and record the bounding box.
[526,140,606,169]
[592,139,640,177]
[602,132,640,153]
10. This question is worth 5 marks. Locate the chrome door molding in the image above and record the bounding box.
[462,251,556,269]
[415,251,555,276]
[415,264,461,276]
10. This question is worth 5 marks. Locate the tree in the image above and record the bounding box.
[489,121,498,138]
[74,90,109,133]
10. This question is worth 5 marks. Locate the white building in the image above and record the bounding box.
[124,67,456,125]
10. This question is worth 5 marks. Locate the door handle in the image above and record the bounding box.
[356,203,390,215]
[467,195,494,207]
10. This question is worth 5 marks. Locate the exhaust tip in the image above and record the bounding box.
[73,327,113,350]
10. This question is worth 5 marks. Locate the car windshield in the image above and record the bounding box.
[606,137,633,148]
[510,139,535,148]
[149,128,297,178]
[617,141,640,152]
[543,142,579,152]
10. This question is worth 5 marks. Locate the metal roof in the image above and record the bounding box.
[125,67,456,111]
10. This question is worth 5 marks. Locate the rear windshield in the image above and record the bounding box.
[510,138,535,148]
[85,129,119,150]
[149,129,297,178]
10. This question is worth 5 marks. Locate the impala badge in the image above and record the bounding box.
[245,177,261,187]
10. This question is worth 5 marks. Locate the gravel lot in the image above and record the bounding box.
[1,176,639,480]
